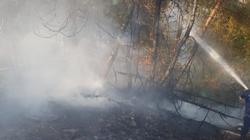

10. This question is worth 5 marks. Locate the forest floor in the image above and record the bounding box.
[0,98,246,140]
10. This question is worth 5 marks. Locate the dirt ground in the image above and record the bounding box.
[0,97,232,140]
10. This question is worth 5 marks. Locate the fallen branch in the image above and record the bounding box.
[117,71,242,120]
[198,103,213,129]
[117,72,240,109]
[174,90,240,108]
[173,94,241,120]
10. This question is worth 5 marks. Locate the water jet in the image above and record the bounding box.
[191,33,248,90]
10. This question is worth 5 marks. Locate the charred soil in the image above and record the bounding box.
[0,100,237,140]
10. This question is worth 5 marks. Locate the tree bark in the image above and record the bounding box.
[160,0,197,86]
[151,0,162,80]
[200,0,223,37]
[101,0,135,80]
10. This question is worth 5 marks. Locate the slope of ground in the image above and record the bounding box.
[0,98,228,140]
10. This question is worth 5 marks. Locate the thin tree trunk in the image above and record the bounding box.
[101,0,135,80]
[126,2,139,92]
[151,0,162,80]
[200,0,223,37]
[160,0,197,86]
[126,47,133,92]
[173,43,198,87]
[126,25,133,92]
[176,5,183,39]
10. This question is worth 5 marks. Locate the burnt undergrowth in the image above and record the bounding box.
[0,94,227,140]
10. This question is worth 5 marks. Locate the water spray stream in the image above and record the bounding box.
[191,33,248,89]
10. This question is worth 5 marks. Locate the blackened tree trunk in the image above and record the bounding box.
[151,0,162,80]
[126,2,140,92]
[101,0,135,80]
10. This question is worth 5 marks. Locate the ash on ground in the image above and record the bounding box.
[0,96,232,140]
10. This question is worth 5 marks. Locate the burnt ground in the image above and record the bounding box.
[0,99,244,140]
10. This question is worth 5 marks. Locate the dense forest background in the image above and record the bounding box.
[0,0,249,128]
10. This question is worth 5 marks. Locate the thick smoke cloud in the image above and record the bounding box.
[0,0,120,117]
[0,0,244,129]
